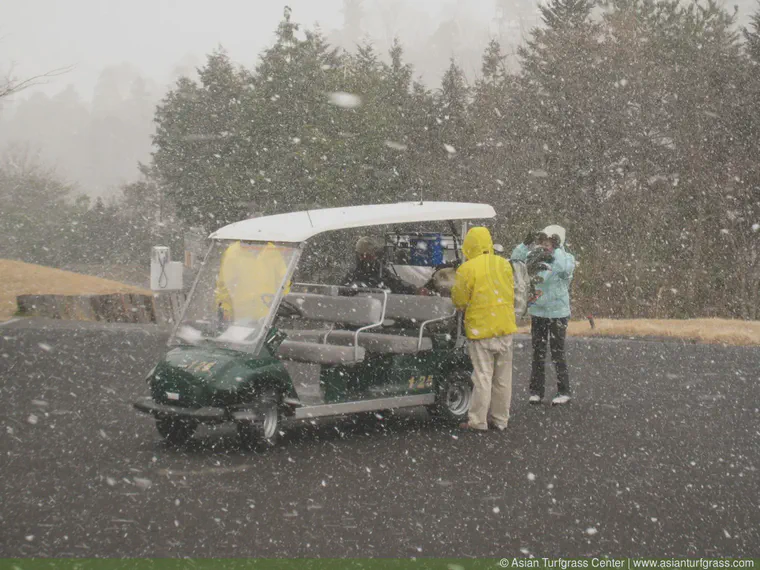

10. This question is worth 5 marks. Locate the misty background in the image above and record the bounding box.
[0,0,533,197]
[3,0,755,198]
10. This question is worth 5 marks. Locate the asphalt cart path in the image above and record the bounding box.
[1,319,758,557]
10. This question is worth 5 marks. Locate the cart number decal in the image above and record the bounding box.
[408,375,434,390]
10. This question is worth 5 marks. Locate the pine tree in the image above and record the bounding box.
[436,59,470,159]
[517,0,603,231]
[540,0,596,28]
[384,38,412,108]
[251,9,346,211]
[427,59,472,202]
[470,40,526,225]
[744,2,760,62]
[152,49,250,228]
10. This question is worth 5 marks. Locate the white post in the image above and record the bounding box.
[151,246,185,324]
[151,246,183,291]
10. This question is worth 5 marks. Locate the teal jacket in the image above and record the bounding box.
[511,243,576,319]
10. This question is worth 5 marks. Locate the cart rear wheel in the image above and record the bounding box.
[237,390,281,450]
[156,417,197,445]
[428,376,472,424]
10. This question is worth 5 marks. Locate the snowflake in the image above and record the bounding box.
[328,92,362,109]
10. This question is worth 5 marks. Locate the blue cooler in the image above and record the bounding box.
[409,234,443,267]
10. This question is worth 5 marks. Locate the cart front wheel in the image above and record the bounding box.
[156,417,197,445]
[237,390,281,450]
[428,376,472,424]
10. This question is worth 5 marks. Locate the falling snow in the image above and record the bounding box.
[0,2,759,560]
[133,478,153,490]
[328,92,362,109]
[384,141,408,151]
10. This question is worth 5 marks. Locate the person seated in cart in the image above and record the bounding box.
[341,236,418,295]
[215,241,291,325]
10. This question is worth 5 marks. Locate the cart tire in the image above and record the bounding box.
[156,417,197,445]
[428,376,472,424]
[237,390,281,450]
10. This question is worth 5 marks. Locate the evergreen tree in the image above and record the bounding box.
[425,59,473,202]
[249,8,344,211]
[377,39,417,201]
[516,0,603,233]
[0,149,73,265]
[540,0,596,28]
[138,4,758,318]
[744,2,760,62]
[470,40,527,228]
[152,49,250,228]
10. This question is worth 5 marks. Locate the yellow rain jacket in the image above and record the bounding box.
[215,241,291,321]
[451,227,517,340]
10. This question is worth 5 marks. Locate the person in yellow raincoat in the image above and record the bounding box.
[215,241,291,324]
[451,227,517,432]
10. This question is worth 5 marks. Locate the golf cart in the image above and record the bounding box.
[133,201,496,447]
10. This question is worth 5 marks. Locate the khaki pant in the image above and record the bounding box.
[467,335,514,430]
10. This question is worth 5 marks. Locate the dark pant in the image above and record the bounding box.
[530,317,570,397]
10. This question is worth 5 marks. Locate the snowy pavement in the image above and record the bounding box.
[1,319,758,557]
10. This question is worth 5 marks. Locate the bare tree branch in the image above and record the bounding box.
[0,65,74,100]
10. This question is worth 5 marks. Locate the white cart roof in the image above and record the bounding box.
[209,201,496,243]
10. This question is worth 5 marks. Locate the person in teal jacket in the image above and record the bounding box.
[511,225,576,405]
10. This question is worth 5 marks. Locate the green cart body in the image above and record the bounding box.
[134,202,496,447]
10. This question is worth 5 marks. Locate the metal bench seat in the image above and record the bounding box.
[284,292,383,326]
[276,340,366,365]
[283,329,433,355]
[360,293,455,323]
[276,291,455,362]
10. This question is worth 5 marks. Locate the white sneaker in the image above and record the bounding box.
[551,393,571,405]
[529,394,541,404]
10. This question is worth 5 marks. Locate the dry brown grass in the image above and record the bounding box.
[2,259,758,346]
[517,318,760,346]
[0,259,151,321]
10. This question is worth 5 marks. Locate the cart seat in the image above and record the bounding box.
[276,340,366,365]
[284,293,383,327]
[362,294,456,323]
[283,329,433,354]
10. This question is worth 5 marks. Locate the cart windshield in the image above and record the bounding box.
[171,240,300,352]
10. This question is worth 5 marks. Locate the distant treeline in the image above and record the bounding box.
[2,0,759,319]
[0,153,182,273]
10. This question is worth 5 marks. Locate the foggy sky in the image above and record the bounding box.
[3,0,753,99]
[2,0,755,198]
[1,0,498,98]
